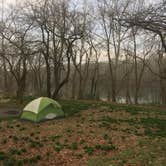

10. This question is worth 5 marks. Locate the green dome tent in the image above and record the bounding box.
[21,97,64,122]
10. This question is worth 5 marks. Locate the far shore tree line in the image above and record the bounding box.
[0,0,165,104]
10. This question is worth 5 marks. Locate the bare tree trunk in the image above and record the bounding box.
[133,28,139,104]
[2,55,8,94]
[45,59,51,97]
[16,59,27,103]
[158,52,166,104]
[52,41,73,99]
[78,76,83,99]
[90,69,96,99]
[107,90,111,102]
[71,68,77,99]
[125,55,131,104]
[160,78,166,104]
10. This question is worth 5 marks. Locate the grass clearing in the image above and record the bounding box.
[0,99,165,165]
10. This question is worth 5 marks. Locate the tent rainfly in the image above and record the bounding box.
[21,97,64,122]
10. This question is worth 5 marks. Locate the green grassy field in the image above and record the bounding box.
[0,99,165,166]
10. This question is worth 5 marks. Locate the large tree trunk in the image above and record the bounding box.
[16,84,25,103]
[16,56,27,103]
[16,76,26,103]
[52,43,72,99]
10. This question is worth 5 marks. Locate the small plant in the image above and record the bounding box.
[21,136,29,141]
[12,135,19,142]
[75,153,83,159]
[8,148,21,155]
[90,130,94,133]
[28,155,41,164]
[43,137,48,142]
[37,131,40,134]
[50,135,62,141]
[16,159,24,166]
[20,148,27,153]
[22,158,29,164]
[29,142,36,148]
[103,133,109,140]
[46,152,51,159]
[7,125,11,129]
[3,157,17,166]
[81,117,85,121]
[16,124,20,128]
[101,116,118,124]
[79,139,85,144]
[1,138,7,144]
[29,140,43,148]
[84,146,94,155]
[54,142,64,152]
[35,136,39,140]
[36,155,41,160]
[64,139,68,143]
[66,129,73,133]
[95,144,116,151]
[20,127,26,131]
[77,130,83,134]
[8,135,12,139]
[70,142,78,150]
[30,132,35,137]
[54,144,64,152]
[0,151,6,160]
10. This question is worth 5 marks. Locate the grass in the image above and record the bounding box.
[59,100,95,116]
[95,144,116,151]
[70,142,78,150]
[0,149,41,166]
[140,118,166,137]
[84,146,94,155]
[0,98,166,165]
[54,142,64,152]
